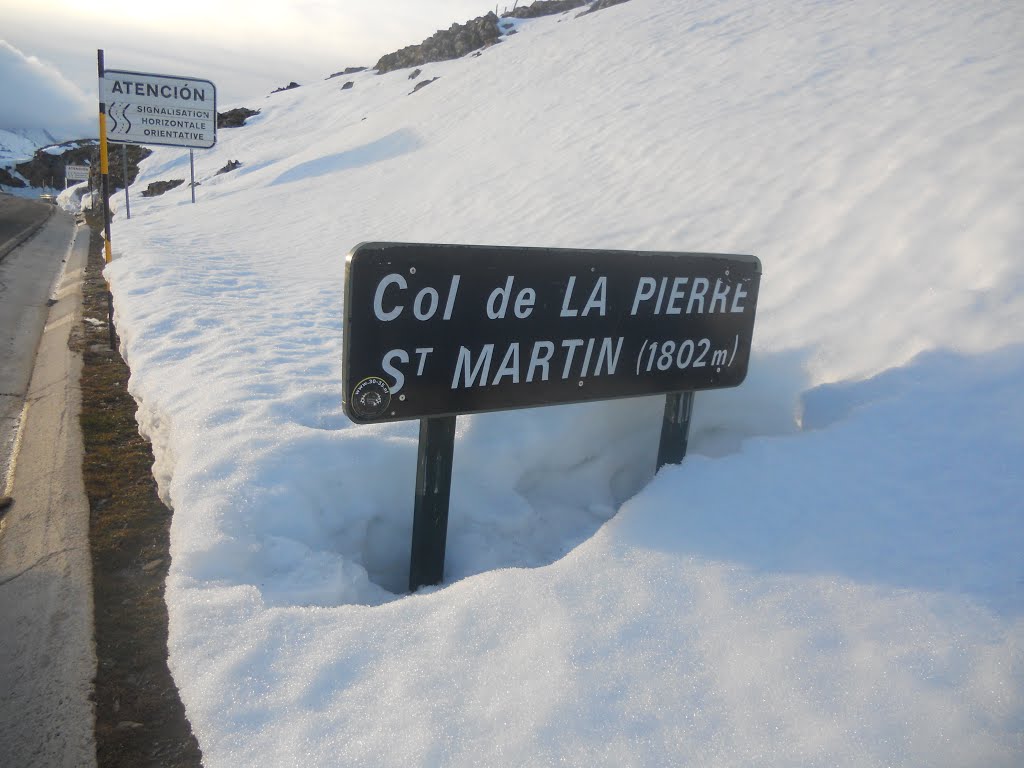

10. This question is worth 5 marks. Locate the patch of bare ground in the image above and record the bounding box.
[78,213,203,767]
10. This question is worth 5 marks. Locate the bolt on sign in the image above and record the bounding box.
[343,242,761,423]
[100,70,216,149]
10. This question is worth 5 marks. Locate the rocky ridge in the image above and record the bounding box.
[372,1,633,74]
[374,12,503,74]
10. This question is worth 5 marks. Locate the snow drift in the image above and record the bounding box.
[106,0,1023,765]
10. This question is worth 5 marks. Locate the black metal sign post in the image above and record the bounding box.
[96,50,115,350]
[409,416,457,591]
[656,391,695,471]
[342,242,761,591]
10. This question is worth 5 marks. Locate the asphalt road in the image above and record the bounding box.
[0,197,96,768]
[0,195,66,482]
[0,192,55,260]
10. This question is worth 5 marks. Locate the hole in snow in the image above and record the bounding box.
[230,352,804,608]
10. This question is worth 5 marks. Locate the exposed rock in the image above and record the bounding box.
[13,140,88,189]
[217,107,259,128]
[270,82,301,94]
[502,0,590,18]
[409,68,422,80]
[7,139,150,193]
[374,12,502,73]
[577,0,632,16]
[0,167,26,188]
[410,77,440,95]
[215,160,242,176]
[326,67,367,79]
[340,81,354,90]
[85,143,151,193]
[140,179,184,198]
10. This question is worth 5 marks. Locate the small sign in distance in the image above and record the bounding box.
[65,164,90,181]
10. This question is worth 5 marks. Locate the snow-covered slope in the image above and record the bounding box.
[108,1,1023,765]
[0,126,57,165]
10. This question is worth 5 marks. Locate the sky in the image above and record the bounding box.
[0,0,495,140]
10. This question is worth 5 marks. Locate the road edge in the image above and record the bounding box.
[0,222,97,767]
[0,200,56,263]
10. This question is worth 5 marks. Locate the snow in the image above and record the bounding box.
[1,130,93,197]
[57,182,89,213]
[0,128,38,195]
[41,140,93,156]
[105,0,1023,765]
[0,127,56,165]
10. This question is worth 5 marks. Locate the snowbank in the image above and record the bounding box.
[105,1,1023,764]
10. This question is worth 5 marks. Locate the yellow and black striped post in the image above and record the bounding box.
[97,49,115,348]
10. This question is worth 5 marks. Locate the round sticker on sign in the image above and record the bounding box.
[350,376,392,420]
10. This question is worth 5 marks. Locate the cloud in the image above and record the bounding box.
[0,40,94,140]
[0,2,499,111]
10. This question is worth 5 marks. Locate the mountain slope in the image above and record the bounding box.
[0,127,58,164]
[107,1,1023,765]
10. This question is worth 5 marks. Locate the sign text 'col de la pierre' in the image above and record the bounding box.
[100,70,216,149]
[343,243,761,423]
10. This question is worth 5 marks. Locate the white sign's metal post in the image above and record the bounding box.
[189,149,196,204]
[122,145,131,219]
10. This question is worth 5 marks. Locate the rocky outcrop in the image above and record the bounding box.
[87,143,152,193]
[0,167,25,188]
[218,108,260,128]
[369,2,634,75]
[502,0,590,18]
[215,160,242,176]
[577,0,632,16]
[7,140,150,193]
[327,67,367,79]
[374,12,502,73]
[140,179,184,197]
[13,140,95,189]
[271,82,301,94]
[410,78,440,95]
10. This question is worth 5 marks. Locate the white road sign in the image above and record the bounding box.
[101,70,217,149]
[65,165,90,182]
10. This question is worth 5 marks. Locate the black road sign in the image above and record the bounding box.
[343,242,760,424]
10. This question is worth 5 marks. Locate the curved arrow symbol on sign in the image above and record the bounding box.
[106,103,132,136]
